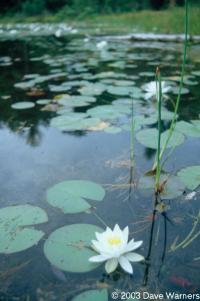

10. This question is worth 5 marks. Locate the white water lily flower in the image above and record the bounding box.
[96,41,107,49]
[143,81,171,100]
[89,224,144,274]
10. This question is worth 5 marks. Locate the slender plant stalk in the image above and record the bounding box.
[155,67,162,192]
[170,211,200,251]
[152,0,189,170]
[130,98,135,167]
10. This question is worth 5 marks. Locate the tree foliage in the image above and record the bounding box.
[0,0,188,16]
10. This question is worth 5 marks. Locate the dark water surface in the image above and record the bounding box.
[0,35,200,301]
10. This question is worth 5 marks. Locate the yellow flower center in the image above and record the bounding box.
[108,236,121,246]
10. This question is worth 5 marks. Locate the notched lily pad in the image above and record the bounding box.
[44,223,103,272]
[138,174,185,199]
[46,180,105,214]
[177,166,200,190]
[175,121,200,137]
[0,205,48,254]
[136,128,184,149]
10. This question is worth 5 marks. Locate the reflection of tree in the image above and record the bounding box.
[0,36,92,145]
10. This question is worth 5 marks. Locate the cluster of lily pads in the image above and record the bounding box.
[0,23,78,40]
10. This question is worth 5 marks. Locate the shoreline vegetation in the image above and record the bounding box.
[0,7,200,35]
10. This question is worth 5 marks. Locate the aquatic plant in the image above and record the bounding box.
[89,224,144,274]
[153,0,189,172]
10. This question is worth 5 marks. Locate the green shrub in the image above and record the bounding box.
[21,0,46,16]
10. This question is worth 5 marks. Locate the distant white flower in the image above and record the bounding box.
[96,41,107,49]
[55,29,62,38]
[89,224,144,274]
[143,81,171,100]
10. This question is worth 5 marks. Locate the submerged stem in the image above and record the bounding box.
[155,68,162,192]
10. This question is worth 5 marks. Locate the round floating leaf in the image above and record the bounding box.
[138,174,185,199]
[50,115,100,131]
[191,71,200,76]
[139,71,155,77]
[46,180,105,214]
[177,166,200,190]
[171,87,189,95]
[11,101,35,110]
[136,128,184,149]
[87,105,130,120]
[175,121,200,137]
[0,205,48,254]
[72,289,108,301]
[36,99,51,105]
[79,83,106,96]
[58,95,96,107]
[44,223,103,272]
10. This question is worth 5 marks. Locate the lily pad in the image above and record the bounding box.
[50,115,101,131]
[36,99,51,105]
[171,87,189,95]
[72,289,108,301]
[46,180,105,214]
[138,174,185,199]
[136,128,184,149]
[177,166,200,190]
[87,105,130,120]
[44,223,103,272]
[58,95,96,107]
[11,101,35,110]
[0,205,48,254]
[175,121,200,137]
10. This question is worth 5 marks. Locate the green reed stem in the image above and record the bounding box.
[130,98,135,167]
[155,68,162,192]
[170,211,200,252]
[152,0,188,170]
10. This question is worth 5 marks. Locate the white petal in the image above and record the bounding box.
[119,256,133,274]
[92,240,110,254]
[123,226,129,244]
[89,255,108,262]
[113,224,121,235]
[95,231,105,241]
[126,240,143,252]
[105,258,118,274]
[125,252,144,262]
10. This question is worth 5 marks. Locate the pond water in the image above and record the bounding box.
[0,34,200,301]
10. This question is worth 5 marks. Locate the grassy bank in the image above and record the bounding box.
[1,7,200,35]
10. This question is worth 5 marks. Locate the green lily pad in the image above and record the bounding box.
[50,115,100,131]
[138,174,185,199]
[79,83,106,96]
[139,71,155,77]
[72,289,108,301]
[136,128,184,149]
[58,95,96,107]
[44,223,103,272]
[36,99,51,105]
[87,105,130,120]
[171,87,189,95]
[11,101,35,110]
[175,121,200,137]
[191,71,200,76]
[177,166,200,190]
[0,205,48,254]
[46,180,105,214]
